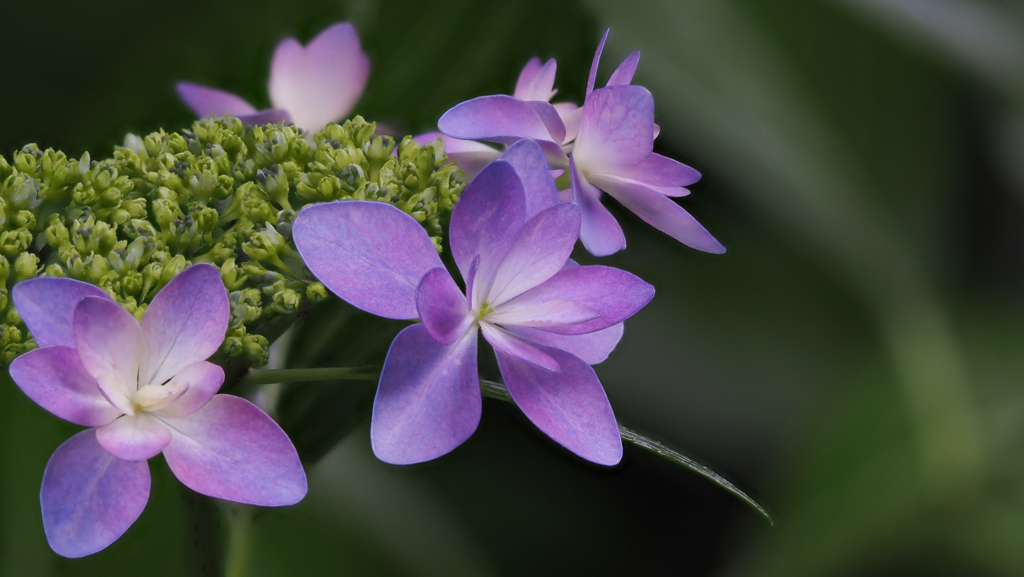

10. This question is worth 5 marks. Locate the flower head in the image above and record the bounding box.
[294,140,653,466]
[8,263,306,557]
[177,22,370,135]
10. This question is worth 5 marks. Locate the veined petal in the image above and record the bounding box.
[413,132,500,177]
[371,324,480,465]
[176,82,258,118]
[498,139,560,219]
[9,347,120,427]
[509,323,624,365]
[480,322,559,371]
[160,395,307,506]
[607,51,640,86]
[574,85,655,171]
[140,264,229,388]
[526,101,567,147]
[571,158,626,257]
[293,201,443,319]
[487,299,599,329]
[157,361,224,418]
[495,346,622,465]
[501,265,654,335]
[96,414,171,462]
[73,297,142,415]
[514,57,557,102]
[438,95,569,163]
[268,22,370,134]
[12,277,112,349]
[586,29,610,97]
[554,102,582,145]
[486,203,581,307]
[41,430,150,558]
[591,153,700,188]
[416,267,472,346]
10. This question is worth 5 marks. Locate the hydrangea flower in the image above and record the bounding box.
[293,141,653,466]
[177,22,370,135]
[437,30,724,256]
[8,264,306,558]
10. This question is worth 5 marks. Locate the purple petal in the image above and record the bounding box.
[160,394,307,506]
[480,323,560,371]
[140,264,229,388]
[571,158,626,257]
[293,200,443,319]
[371,324,480,465]
[487,300,599,330]
[8,347,119,427]
[599,153,701,188]
[509,323,624,365]
[237,109,293,126]
[597,176,726,254]
[485,202,581,306]
[157,361,225,418]
[416,267,472,345]
[554,102,582,144]
[73,297,142,415]
[449,161,526,299]
[501,265,654,335]
[438,95,568,163]
[574,85,655,170]
[41,430,150,558]
[12,277,112,348]
[525,101,567,147]
[268,22,370,134]
[607,51,640,86]
[413,132,501,177]
[587,29,610,96]
[495,346,622,465]
[498,139,560,219]
[514,57,557,101]
[176,82,257,118]
[95,414,170,461]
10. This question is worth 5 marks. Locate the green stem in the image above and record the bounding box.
[241,366,380,386]
[224,505,253,577]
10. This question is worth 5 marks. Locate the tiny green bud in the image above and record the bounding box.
[306,281,328,303]
[13,252,40,283]
[242,333,270,366]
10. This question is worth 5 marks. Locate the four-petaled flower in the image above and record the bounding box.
[177,22,370,135]
[9,264,306,558]
[294,140,653,465]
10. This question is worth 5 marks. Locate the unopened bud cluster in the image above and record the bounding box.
[0,116,465,365]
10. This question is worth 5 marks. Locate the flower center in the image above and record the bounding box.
[476,301,495,321]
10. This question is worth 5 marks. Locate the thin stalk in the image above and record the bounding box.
[224,505,254,577]
[241,366,380,386]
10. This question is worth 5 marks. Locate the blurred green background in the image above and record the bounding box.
[3,0,1024,575]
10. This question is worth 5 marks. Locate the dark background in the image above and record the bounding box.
[3,0,1024,575]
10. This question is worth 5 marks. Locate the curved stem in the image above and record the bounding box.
[242,366,380,386]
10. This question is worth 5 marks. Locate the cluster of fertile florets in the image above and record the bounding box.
[0,116,464,365]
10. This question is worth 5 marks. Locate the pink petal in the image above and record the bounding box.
[371,324,480,465]
[8,347,119,427]
[73,297,142,415]
[437,95,569,164]
[593,153,701,188]
[95,414,171,461]
[598,176,726,254]
[416,267,472,346]
[160,395,307,506]
[574,85,655,170]
[176,82,258,117]
[514,57,557,102]
[495,346,622,465]
[500,265,654,335]
[293,201,443,320]
[140,264,229,388]
[586,29,610,97]
[607,51,640,86]
[157,361,225,418]
[12,277,112,349]
[571,158,626,257]
[487,299,599,330]
[268,22,370,134]
[553,102,582,144]
[498,139,560,219]
[413,132,501,177]
[509,323,624,365]
[41,430,150,558]
[481,323,560,372]
[485,202,581,307]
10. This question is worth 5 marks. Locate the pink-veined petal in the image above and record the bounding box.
[371,324,480,465]
[413,132,501,177]
[514,57,557,102]
[554,102,582,144]
[73,297,141,415]
[498,139,560,219]
[41,430,150,558]
[96,414,171,462]
[140,264,229,388]
[586,29,610,97]
[438,95,569,164]
[268,22,370,134]
[509,323,624,365]
[293,201,443,319]
[591,153,701,188]
[160,395,307,506]
[176,82,257,118]
[495,346,622,465]
[574,85,655,171]
[9,347,120,427]
[12,277,112,349]
[571,158,626,257]
[607,51,640,86]
[416,267,472,346]
[157,361,225,418]
[480,322,560,371]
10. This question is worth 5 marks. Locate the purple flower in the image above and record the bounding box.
[177,22,370,135]
[8,264,306,558]
[293,140,653,466]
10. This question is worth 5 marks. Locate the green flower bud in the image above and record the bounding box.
[220,327,246,357]
[242,333,270,366]
[0,288,8,312]
[0,229,33,257]
[220,258,248,291]
[12,252,39,283]
[159,254,188,287]
[268,288,301,315]
[44,263,66,277]
[4,305,21,326]
[45,214,70,248]
[0,255,10,280]
[306,281,328,303]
